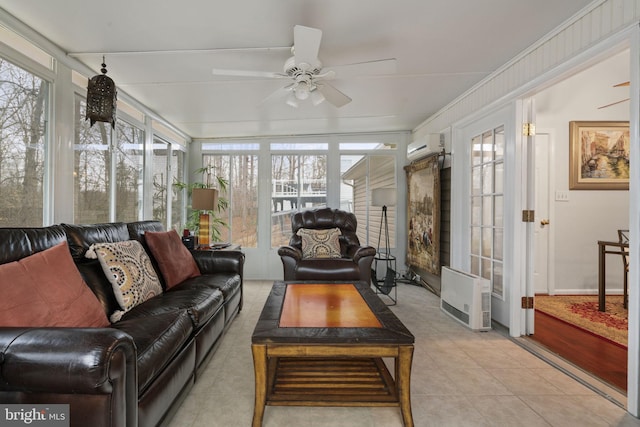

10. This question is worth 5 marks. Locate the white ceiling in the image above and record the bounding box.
[0,0,596,139]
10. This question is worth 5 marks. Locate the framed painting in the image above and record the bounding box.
[569,121,630,190]
[404,153,440,276]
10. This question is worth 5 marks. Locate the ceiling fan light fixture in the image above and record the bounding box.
[311,88,325,106]
[286,92,299,107]
[294,81,310,100]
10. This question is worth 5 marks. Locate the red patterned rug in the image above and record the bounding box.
[535,295,627,348]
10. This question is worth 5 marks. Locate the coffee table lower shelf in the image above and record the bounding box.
[252,343,414,427]
[267,357,398,406]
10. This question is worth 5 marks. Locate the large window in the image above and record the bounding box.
[74,96,110,223]
[202,153,258,247]
[0,58,48,226]
[114,120,144,222]
[271,154,327,247]
[470,126,504,297]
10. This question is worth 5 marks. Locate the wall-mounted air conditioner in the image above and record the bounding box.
[407,133,442,161]
[440,266,491,331]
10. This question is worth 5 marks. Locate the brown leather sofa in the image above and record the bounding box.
[278,207,376,283]
[0,220,244,427]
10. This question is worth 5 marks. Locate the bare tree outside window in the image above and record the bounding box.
[202,154,258,247]
[114,121,144,222]
[0,59,47,226]
[74,96,110,223]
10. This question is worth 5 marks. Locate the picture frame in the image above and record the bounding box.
[404,153,440,276]
[569,121,630,190]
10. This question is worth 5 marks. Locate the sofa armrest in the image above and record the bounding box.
[191,249,245,276]
[348,245,377,263]
[277,245,302,261]
[0,327,136,394]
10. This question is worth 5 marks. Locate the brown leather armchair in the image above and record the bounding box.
[278,207,376,283]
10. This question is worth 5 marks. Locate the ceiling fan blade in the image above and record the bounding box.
[316,82,351,108]
[212,68,287,79]
[324,58,397,78]
[293,25,322,68]
[597,98,630,109]
[614,81,630,87]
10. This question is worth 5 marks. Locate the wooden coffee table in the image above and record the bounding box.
[251,281,415,427]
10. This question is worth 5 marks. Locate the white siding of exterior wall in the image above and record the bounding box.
[413,0,639,137]
[351,158,396,248]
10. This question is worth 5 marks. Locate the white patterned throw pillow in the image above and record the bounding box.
[296,227,342,259]
[86,240,163,322]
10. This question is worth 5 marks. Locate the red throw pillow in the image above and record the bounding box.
[0,241,109,327]
[145,230,201,289]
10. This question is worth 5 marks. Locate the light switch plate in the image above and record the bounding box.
[555,190,569,202]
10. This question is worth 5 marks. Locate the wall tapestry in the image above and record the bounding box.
[405,153,440,276]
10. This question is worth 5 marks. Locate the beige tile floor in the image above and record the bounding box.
[168,280,640,427]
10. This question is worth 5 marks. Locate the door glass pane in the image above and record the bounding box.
[471,196,482,225]
[494,126,504,159]
[471,226,480,255]
[482,227,492,258]
[469,125,504,298]
[493,228,503,261]
[74,96,110,224]
[494,196,504,227]
[494,162,504,193]
[471,135,482,165]
[472,166,482,195]
[482,131,493,163]
[482,164,493,193]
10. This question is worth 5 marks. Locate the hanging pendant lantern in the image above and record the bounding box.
[86,57,117,128]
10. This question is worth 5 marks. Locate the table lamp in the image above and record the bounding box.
[191,188,218,248]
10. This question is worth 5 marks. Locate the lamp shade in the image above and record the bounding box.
[191,188,218,211]
[371,188,396,207]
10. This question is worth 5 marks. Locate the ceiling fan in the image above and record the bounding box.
[598,81,630,109]
[212,25,396,108]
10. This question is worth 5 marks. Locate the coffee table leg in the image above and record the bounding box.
[397,345,414,427]
[252,344,267,427]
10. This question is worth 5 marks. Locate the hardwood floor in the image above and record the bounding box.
[531,310,627,392]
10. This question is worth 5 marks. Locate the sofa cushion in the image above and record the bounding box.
[296,227,342,259]
[87,240,163,322]
[145,230,201,289]
[0,241,109,327]
[120,285,224,331]
[112,310,193,394]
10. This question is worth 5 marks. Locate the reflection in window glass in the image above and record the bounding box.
[74,96,110,224]
[271,154,327,247]
[0,59,48,226]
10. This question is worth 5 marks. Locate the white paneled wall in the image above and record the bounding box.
[413,0,639,139]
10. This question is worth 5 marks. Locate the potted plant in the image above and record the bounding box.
[173,166,229,243]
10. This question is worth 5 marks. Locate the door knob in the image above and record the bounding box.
[540,219,550,226]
